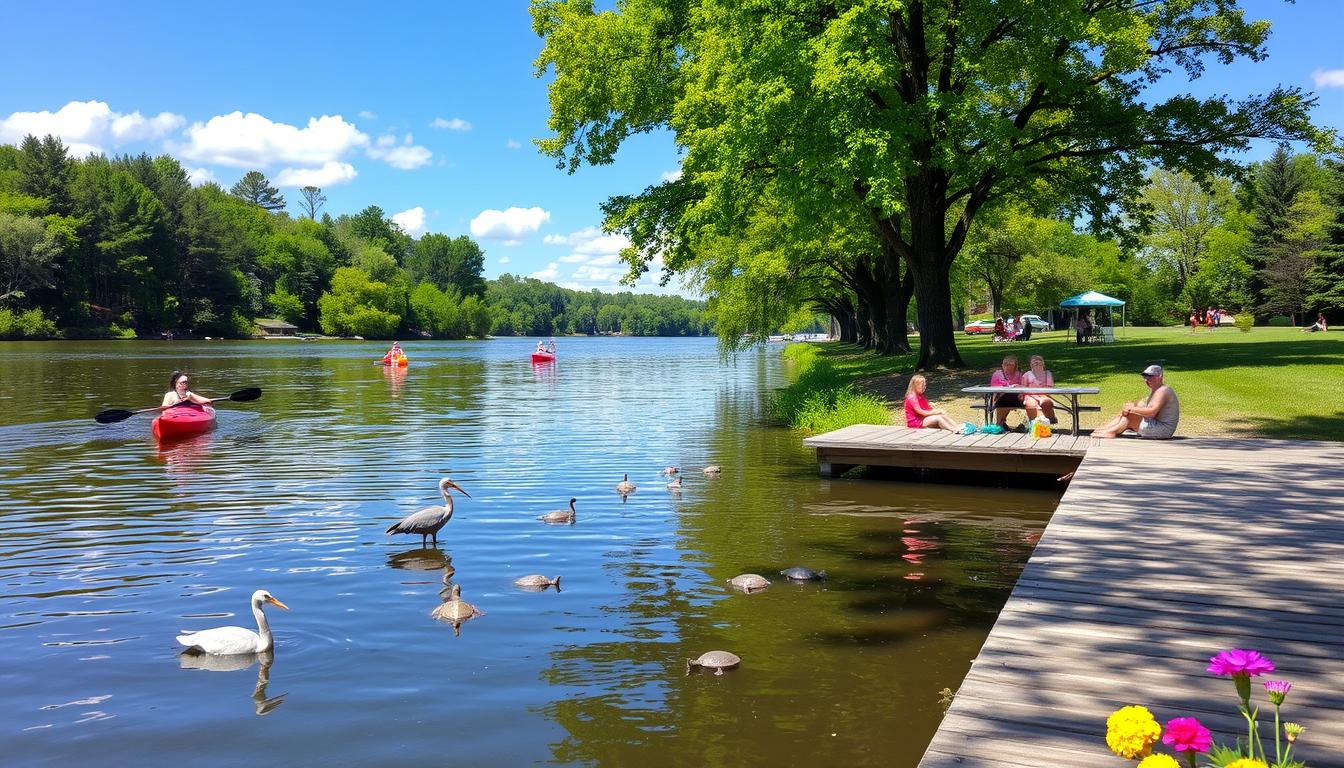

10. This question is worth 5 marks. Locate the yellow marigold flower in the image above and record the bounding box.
[1105,705,1161,759]
[1137,754,1181,768]
[1223,760,1269,768]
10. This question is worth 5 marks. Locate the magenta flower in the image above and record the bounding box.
[1162,717,1212,753]
[1207,649,1275,678]
[1265,679,1292,705]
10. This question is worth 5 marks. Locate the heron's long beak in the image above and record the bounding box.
[448,482,470,498]
[267,597,290,611]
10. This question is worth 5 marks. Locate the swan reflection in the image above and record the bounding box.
[178,650,287,715]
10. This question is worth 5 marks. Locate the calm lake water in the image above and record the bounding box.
[0,338,1056,767]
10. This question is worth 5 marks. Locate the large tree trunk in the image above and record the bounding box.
[850,257,889,351]
[878,240,913,354]
[907,255,965,370]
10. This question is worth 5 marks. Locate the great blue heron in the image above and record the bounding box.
[176,590,289,655]
[386,478,469,546]
[616,473,637,494]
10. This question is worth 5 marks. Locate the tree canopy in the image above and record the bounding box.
[533,0,1329,366]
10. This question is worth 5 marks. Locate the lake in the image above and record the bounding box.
[0,337,1056,766]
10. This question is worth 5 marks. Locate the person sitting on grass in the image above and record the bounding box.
[1301,312,1327,333]
[990,354,1024,428]
[1093,365,1180,440]
[992,316,1008,342]
[904,374,963,433]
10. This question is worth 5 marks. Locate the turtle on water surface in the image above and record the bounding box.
[686,650,741,676]
[728,574,770,593]
[514,574,562,591]
[431,584,486,635]
[780,566,827,581]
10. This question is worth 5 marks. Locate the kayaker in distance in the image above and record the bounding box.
[162,371,213,409]
[381,341,404,365]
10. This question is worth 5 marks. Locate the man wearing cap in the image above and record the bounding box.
[1093,365,1180,439]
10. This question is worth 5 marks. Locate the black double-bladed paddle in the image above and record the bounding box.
[94,387,262,424]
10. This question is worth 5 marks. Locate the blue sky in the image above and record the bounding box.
[2,1,1340,296]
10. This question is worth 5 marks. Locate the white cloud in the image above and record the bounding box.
[186,167,217,186]
[432,117,472,131]
[470,206,551,242]
[660,168,683,183]
[1312,69,1344,88]
[498,255,511,264]
[273,162,358,187]
[530,262,560,281]
[366,133,432,170]
[506,138,522,150]
[358,110,378,120]
[176,112,369,169]
[0,100,184,157]
[391,206,427,236]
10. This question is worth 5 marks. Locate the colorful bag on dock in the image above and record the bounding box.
[1031,417,1053,439]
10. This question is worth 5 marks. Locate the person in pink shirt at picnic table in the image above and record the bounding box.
[990,354,1024,428]
[904,374,961,432]
[1021,354,1057,424]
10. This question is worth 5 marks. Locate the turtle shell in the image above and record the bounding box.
[780,566,826,581]
[729,574,770,592]
[687,650,741,674]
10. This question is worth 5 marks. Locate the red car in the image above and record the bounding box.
[964,320,998,335]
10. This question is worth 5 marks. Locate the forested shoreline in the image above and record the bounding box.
[0,135,712,341]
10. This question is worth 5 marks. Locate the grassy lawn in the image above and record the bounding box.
[803,326,1344,440]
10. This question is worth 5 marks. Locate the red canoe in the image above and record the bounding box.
[152,405,217,441]
[531,352,556,364]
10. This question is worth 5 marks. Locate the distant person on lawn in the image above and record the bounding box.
[904,374,962,433]
[1093,365,1180,440]
[1301,312,1327,333]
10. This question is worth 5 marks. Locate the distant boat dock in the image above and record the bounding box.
[802,427,1344,765]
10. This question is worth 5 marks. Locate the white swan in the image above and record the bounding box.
[177,590,289,655]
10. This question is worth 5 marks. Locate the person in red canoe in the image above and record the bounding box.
[161,371,213,409]
[382,341,404,364]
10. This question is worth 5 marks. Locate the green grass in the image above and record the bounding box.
[788,326,1344,440]
[769,343,891,432]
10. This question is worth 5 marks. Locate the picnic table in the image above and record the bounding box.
[961,385,1101,435]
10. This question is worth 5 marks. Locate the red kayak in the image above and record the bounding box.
[152,404,217,441]
[531,352,556,364]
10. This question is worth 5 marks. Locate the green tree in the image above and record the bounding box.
[317,266,404,338]
[1308,160,1344,313]
[17,135,72,213]
[1140,169,1234,293]
[230,171,287,212]
[299,186,327,220]
[0,213,60,304]
[534,0,1326,367]
[406,233,487,297]
[1260,190,1329,323]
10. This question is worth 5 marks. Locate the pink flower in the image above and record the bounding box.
[1265,679,1292,705]
[1207,649,1275,678]
[1162,717,1212,753]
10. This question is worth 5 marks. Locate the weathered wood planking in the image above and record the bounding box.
[803,425,1087,476]
[916,437,1344,767]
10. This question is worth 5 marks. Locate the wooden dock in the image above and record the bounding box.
[910,437,1344,766]
[803,424,1089,477]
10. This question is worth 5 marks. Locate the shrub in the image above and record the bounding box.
[1267,315,1292,327]
[1235,314,1255,333]
[0,308,60,339]
[769,343,889,432]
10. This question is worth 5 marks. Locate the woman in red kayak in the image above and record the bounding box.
[162,371,213,409]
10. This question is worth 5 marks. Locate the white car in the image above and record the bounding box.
[1019,315,1051,332]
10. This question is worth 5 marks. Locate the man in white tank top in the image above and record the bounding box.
[1093,365,1180,439]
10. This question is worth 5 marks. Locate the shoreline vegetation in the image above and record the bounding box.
[771,327,1344,441]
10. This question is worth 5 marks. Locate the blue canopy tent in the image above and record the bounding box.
[1060,290,1126,339]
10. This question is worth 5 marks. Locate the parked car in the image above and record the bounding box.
[1020,314,1051,332]
[964,319,998,335]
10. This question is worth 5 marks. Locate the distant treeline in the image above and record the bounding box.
[0,135,712,340]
